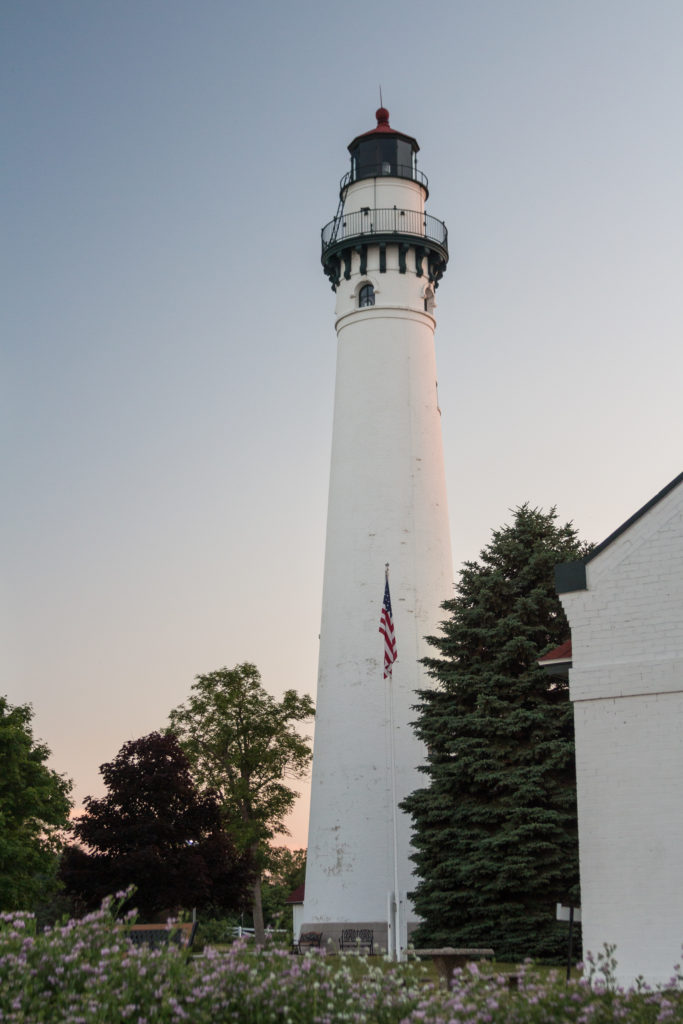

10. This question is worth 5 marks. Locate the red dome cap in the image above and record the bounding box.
[347,108,419,153]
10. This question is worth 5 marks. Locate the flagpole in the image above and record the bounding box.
[389,662,402,961]
[385,563,402,962]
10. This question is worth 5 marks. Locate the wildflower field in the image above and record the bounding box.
[1,900,682,1023]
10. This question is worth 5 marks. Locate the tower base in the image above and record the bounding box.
[298,919,421,956]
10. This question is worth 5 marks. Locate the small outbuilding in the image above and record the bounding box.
[285,883,306,941]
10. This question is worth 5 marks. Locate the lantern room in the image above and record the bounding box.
[343,107,427,192]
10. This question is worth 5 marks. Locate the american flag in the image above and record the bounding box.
[379,572,397,679]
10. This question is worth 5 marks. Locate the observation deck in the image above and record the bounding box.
[321,206,448,290]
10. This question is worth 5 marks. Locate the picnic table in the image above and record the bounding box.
[411,947,494,988]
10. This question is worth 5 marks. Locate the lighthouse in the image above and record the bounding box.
[302,109,453,957]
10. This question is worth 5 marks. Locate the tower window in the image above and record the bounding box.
[359,283,375,308]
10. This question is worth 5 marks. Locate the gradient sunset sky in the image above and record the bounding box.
[3,0,682,847]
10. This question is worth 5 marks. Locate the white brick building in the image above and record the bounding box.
[557,471,683,987]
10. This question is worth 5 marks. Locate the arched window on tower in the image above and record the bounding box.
[359,283,375,308]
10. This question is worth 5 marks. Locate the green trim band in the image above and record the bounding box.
[322,237,448,290]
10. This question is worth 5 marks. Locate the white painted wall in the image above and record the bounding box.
[561,478,683,987]
[292,902,304,939]
[343,176,425,217]
[304,168,453,939]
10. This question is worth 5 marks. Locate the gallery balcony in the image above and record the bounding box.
[321,207,448,289]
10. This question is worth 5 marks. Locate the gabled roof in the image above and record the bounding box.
[538,639,573,664]
[556,470,683,593]
[538,639,572,680]
[285,883,305,905]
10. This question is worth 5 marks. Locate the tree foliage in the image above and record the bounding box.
[168,663,314,941]
[60,732,253,918]
[402,505,590,960]
[0,696,72,911]
[261,846,306,930]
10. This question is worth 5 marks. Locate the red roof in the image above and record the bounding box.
[285,883,305,904]
[360,106,395,135]
[538,639,573,663]
[347,107,419,153]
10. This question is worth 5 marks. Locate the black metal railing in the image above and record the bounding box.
[321,207,447,256]
[340,164,429,192]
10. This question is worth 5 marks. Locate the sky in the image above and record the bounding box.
[3,0,682,849]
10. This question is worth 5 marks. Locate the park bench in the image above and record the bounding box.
[411,947,494,988]
[293,931,323,954]
[128,922,197,950]
[339,928,374,954]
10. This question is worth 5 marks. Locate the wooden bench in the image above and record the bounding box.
[412,947,494,988]
[339,928,374,954]
[128,922,197,950]
[293,930,323,954]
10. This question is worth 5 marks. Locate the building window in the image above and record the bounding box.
[359,283,375,308]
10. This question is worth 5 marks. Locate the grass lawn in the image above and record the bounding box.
[206,941,580,986]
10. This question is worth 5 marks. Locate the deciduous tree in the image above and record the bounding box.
[402,506,590,960]
[0,697,72,911]
[60,732,252,918]
[261,846,306,931]
[168,664,314,943]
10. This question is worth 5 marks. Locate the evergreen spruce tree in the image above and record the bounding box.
[402,505,589,961]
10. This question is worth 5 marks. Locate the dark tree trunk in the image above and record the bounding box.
[252,873,265,944]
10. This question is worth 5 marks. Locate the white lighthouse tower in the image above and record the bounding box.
[302,108,453,957]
